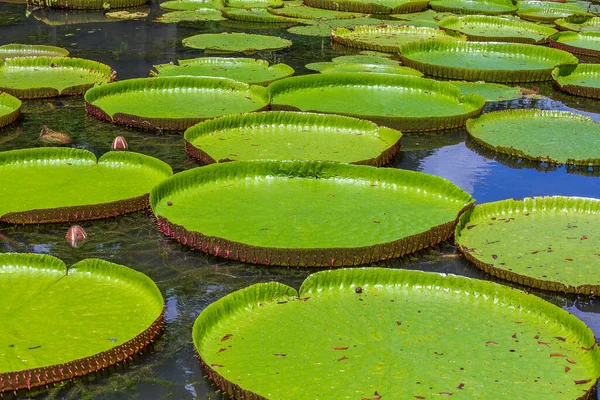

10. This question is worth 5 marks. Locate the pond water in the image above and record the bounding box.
[1,2,600,399]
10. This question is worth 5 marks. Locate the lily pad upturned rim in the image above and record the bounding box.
[27,0,148,10]
[0,147,173,224]
[181,32,292,53]
[193,267,600,399]
[552,64,600,99]
[555,16,600,32]
[455,196,600,294]
[429,0,518,15]
[302,0,429,14]
[85,76,270,131]
[399,40,579,83]
[150,160,474,267]
[466,109,600,166]
[319,63,424,76]
[0,253,164,393]
[438,15,558,44]
[0,92,22,128]
[267,73,486,132]
[183,111,403,166]
[517,2,591,23]
[0,43,70,58]
[549,31,600,57]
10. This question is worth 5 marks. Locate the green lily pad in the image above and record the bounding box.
[450,81,522,101]
[151,161,473,266]
[0,92,21,128]
[332,25,465,53]
[160,0,223,10]
[400,40,579,83]
[389,9,444,27]
[438,15,558,43]
[320,63,423,76]
[182,32,292,53]
[193,268,600,399]
[269,73,485,132]
[0,253,163,392]
[222,7,298,22]
[517,1,590,23]
[466,109,600,165]
[224,0,283,8]
[85,77,269,131]
[0,148,172,224]
[0,57,114,99]
[359,50,394,57]
[430,0,518,15]
[269,4,366,19]
[550,31,600,56]
[0,44,69,59]
[184,111,402,165]
[305,55,400,71]
[553,63,600,98]
[303,0,428,13]
[155,9,225,23]
[150,57,294,85]
[287,17,387,36]
[456,196,600,294]
[555,15,600,33]
[28,0,148,10]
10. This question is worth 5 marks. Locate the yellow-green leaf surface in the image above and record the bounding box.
[0,92,21,128]
[182,32,292,53]
[0,44,69,59]
[552,64,600,98]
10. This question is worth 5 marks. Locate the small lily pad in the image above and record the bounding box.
[553,63,600,99]
[549,31,600,57]
[182,32,292,53]
[0,92,21,128]
[0,44,69,59]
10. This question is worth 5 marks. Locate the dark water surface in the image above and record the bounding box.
[1,2,600,398]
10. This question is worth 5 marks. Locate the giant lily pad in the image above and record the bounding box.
[553,63,600,98]
[400,40,579,83]
[0,148,172,224]
[319,63,424,76]
[268,4,366,19]
[155,9,225,23]
[182,32,292,53]
[0,253,163,393]
[287,17,389,36]
[268,73,485,132]
[150,57,293,85]
[85,77,269,131]
[0,92,21,128]
[305,54,400,71]
[517,1,590,23]
[223,0,283,8]
[160,0,223,10]
[555,15,600,33]
[466,109,600,165]
[193,268,600,399]
[28,0,148,10]
[438,15,558,43]
[0,57,114,99]
[331,25,465,53]
[221,7,298,22]
[0,44,69,59]
[450,81,522,101]
[430,0,518,15]
[302,0,429,14]
[184,111,402,165]
[150,161,473,266]
[456,196,600,294]
[550,31,600,57]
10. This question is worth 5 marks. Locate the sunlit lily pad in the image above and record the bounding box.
[85,77,269,130]
[517,1,590,23]
[319,63,423,76]
[555,15,600,33]
[439,15,558,43]
[184,111,402,165]
[400,40,579,82]
[389,9,447,27]
[332,25,465,53]
[466,109,600,165]
[303,0,429,14]
[182,32,292,53]
[222,7,298,22]
[224,0,283,8]
[28,0,148,10]
[287,17,387,36]
[305,55,400,71]
[269,4,366,19]
[268,73,485,131]
[549,31,600,56]
[456,196,600,294]
[0,253,163,393]
[150,57,294,85]
[160,0,223,10]
[0,57,114,99]
[155,9,225,23]
[0,92,21,128]
[430,0,518,15]
[0,148,172,224]
[193,268,600,399]
[151,161,473,266]
[0,44,69,59]
[553,63,600,98]
[450,81,522,101]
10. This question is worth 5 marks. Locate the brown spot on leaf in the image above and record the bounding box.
[299,297,310,302]
[221,334,233,342]
[492,254,498,259]
[575,380,591,385]
[277,301,288,304]
[565,367,571,372]
[550,353,565,357]
[486,341,498,345]
[331,346,349,350]
[218,348,226,353]
[555,336,566,342]
[467,225,477,230]
[273,353,286,357]
[338,356,348,361]
[211,364,224,368]
[457,383,464,390]
[396,321,402,326]
[534,335,539,339]
[512,333,517,339]
[565,258,574,261]
[538,341,550,345]
[439,392,453,396]
[567,359,577,364]
[581,236,588,240]
[531,250,539,254]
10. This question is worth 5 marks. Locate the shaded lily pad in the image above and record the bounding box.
[268,73,485,132]
[303,0,429,14]
[456,196,600,294]
[151,161,473,266]
[553,63,600,98]
[224,0,283,8]
[182,32,292,53]
[155,9,225,22]
[287,17,387,36]
[159,0,223,10]
[466,109,600,165]
[0,57,114,99]
[0,92,21,128]
[549,31,600,56]
[450,81,522,101]
[438,15,558,43]
[269,4,366,19]
[28,0,148,10]
[85,77,269,131]
[0,44,69,59]
[150,57,294,85]
[184,111,402,165]
[320,63,423,76]
[193,268,600,399]
[305,55,400,71]
[517,1,590,23]
[389,9,445,27]
[0,148,172,224]
[430,0,518,15]
[105,10,148,18]
[400,40,579,83]
[0,253,163,393]
[555,15,600,33]
[222,7,298,22]
[332,25,465,53]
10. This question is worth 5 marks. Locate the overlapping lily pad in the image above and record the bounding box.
[430,0,518,15]
[160,0,223,10]
[302,0,429,14]
[222,7,298,22]
[331,25,465,53]
[224,0,283,8]
[466,109,600,165]
[268,73,485,132]
[182,32,292,53]
[450,81,522,101]
[438,15,558,43]
[305,55,400,71]
[0,44,69,59]
[268,4,366,19]
[0,148,172,224]
[184,111,402,165]
[0,253,164,393]
[0,92,21,128]
[151,161,473,266]
[28,0,148,10]
[150,57,294,85]
[456,196,600,294]
[550,31,600,57]
[85,77,269,130]
[193,268,600,399]
[287,17,388,36]
[555,16,600,33]
[517,1,590,23]
[0,57,114,99]
[155,9,225,23]
[553,64,600,98]
[320,63,423,76]
[400,40,579,82]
